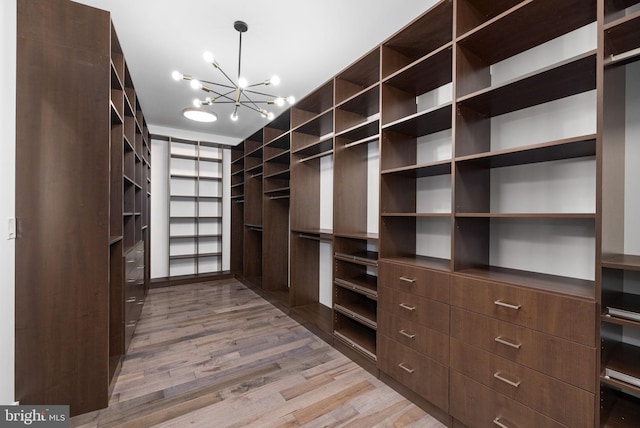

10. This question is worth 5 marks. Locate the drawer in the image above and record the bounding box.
[450,371,565,428]
[451,275,596,346]
[451,307,595,392]
[378,335,449,411]
[378,309,449,365]
[451,339,594,427]
[378,286,449,334]
[379,261,450,303]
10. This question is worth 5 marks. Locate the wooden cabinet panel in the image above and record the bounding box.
[450,307,595,392]
[378,335,449,411]
[451,275,596,346]
[378,309,449,365]
[451,339,595,427]
[379,260,450,304]
[450,371,565,428]
[378,286,449,334]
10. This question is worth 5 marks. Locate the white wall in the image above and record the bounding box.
[0,0,16,405]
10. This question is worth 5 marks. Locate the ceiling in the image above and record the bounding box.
[73,0,438,145]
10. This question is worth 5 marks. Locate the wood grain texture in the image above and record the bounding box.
[71,279,444,427]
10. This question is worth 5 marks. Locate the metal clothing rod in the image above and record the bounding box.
[605,47,640,66]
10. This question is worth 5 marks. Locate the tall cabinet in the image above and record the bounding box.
[16,0,150,416]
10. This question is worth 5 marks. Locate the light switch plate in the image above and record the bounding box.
[8,217,16,239]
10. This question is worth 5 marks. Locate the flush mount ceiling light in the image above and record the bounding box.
[173,20,295,122]
[182,107,218,122]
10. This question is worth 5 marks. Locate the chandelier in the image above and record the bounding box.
[172,20,295,123]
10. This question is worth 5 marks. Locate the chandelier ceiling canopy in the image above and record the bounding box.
[172,20,295,123]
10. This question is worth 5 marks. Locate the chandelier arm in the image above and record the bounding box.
[243,88,279,98]
[203,88,237,103]
[215,66,240,88]
[238,102,267,115]
[198,79,236,90]
[240,92,264,111]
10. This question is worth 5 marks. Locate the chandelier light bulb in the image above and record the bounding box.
[287,96,296,105]
[193,99,202,108]
[231,111,239,121]
[203,51,215,64]
[171,70,183,81]
[238,77,248,89]
[270,75,280,86]
[274,97,285,107]
[267,112,275,120]
[190,79,202,90]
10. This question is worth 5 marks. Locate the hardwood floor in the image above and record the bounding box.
[70,279,444,427]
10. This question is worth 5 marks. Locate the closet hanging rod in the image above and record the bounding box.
[343,134,379,149]
[298,233,332,242]
[605,47,640,66]
[297,149,334,164]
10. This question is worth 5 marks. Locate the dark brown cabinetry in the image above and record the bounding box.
[228,0,639,425]
[16,0,150,415]
[600,1,640,426]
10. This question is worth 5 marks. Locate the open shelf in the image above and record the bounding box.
[381,0,452,78]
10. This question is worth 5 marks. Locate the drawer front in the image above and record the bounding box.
[451,275,596,346]
[379,261,450,303]
[378,286,449,333]
[451,339,594,427]
[378,335,449,411]
[378,309,449,365]
[450,371,565,428]
[451,307,595,392]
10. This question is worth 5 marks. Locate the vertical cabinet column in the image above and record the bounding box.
[332,48,381,370]
[600,1,640,426]
[289,81,335,338]
[377,0,453,416]
[450,0,598,427]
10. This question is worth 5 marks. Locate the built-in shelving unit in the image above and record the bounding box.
[290,80,335,339]
[167,138,223,279]
[332,48,381,369]
[229,0,639,425]
[16,0,150,416]
[601,1,640,426]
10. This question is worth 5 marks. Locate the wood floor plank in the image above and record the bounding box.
[70,279,444,427]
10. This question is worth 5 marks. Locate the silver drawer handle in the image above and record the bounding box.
[493,371,521,388]
[493,417,510,428]
[398,362,414,374]
[126,321,136,328]
[399,303,416,311]
[399,329,415,339]
[494,336,522,349]
[399,276,415,284]
[126,297,136,303]
[494,300,521,310]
